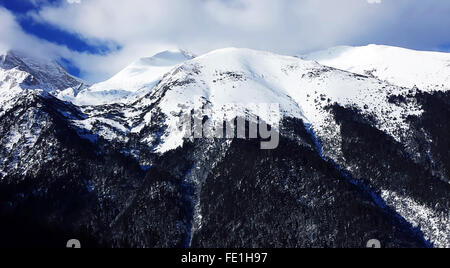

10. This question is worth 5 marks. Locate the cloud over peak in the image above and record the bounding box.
[1,0,450,82]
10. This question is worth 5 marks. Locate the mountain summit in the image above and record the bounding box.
[70,49,195,105]
[0,50,84,103]
[304,44,450,90]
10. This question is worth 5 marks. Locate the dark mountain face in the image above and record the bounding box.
[189,123,428,248]
[0,92,447,248]
[413,91,450,181]
[329,100,450,213]
[0,50,448,248]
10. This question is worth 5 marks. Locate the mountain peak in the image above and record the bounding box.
[304,44,450,90]
[131,49,195,68]
[72,49,195,105]
[0,49,83,93]
[151,49,195,60]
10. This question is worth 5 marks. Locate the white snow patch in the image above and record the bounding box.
[381,190,450,248]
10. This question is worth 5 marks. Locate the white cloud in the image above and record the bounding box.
[26,0,386,82]
[2,0,450,82]
[0,7,66,59]
[0,7,112,82]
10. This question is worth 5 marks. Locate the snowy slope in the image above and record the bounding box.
[122,48,419,153]
[0,50,85,113]
[0,47,425,162]
[304,44,450,90]
[0,50,84,93]
[71,50,195,105]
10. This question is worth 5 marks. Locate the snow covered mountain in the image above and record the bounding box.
[119,47,424,154]
[0,50,85,107]
[304,44,450,90]
[67,49,195,105]
[0,46,448,248]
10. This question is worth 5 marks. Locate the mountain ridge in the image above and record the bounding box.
[69,49,196,106]
[304,44,450,90]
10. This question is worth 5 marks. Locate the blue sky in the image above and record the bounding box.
[1,0,450,82]
[0,0,118,77]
